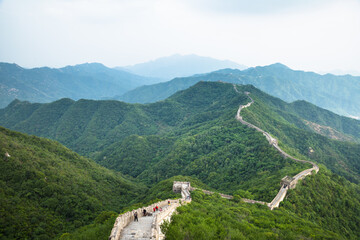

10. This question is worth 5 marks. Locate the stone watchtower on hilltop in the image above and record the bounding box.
[172,181,191,193]
[281,176,295,189]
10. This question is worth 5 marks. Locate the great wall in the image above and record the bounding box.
[233,85,319,209]
[109,84,320,239]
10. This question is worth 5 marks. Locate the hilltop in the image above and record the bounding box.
[116,63,360,118]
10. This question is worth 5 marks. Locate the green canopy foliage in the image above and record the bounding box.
[162,190,341,239]
[0,126,145,239]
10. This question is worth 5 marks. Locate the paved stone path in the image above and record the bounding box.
[119,206,169,240]
[119,214,154,240]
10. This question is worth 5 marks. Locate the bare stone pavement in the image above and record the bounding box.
[120,206,169,240]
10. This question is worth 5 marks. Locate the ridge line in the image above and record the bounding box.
[233,84,319,209]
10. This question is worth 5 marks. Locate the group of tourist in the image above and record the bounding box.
[134,201,171,222]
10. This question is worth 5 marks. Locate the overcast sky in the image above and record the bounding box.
[0,0,359,74]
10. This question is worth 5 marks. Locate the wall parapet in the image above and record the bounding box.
[108,199,171,240]
[152,200,181,240]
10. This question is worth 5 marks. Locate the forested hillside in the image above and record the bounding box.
[164,171,360,240]
[0,126,145,239]
[1,82,360,239]
[0,82,311,202]
[163,190,340,239]
[116,63,360,119]
[238,85,360,183]
[0,62,158,108]
[1,82,359,184]
[282,169,360,239]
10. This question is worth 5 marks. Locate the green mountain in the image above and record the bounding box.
[0,62,159,108]
[164,168,360,239]
[0,81,242,157]
[1,81,359,185]
[0,126,145,239]
[0,82,311,201]
[1,81,360,239]
[116,63,360,119]
[238,85,360,183]
[115,72,239,104]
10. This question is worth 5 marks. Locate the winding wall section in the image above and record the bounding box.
[233,84,319,209]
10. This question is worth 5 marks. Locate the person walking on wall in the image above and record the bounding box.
[134,212,138,222]
[143,209,147,216]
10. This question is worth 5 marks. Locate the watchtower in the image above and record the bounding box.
[173,181,191,193]
[281,176,295,188]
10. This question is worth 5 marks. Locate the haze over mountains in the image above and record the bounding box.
[0,54,246,108]
[117,54,247,80]
[2,55,359,119]
[0,62,160,108]
[116,63,360,119]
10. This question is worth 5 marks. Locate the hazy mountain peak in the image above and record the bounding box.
[0,62,163,108]
[120,54,247,80]
[0,62,24,70]
[61,62,108,71]
[267,62,290,69]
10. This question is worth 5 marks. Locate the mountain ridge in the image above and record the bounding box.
[118,54,247,80]
[1,81,360,239]
[1,81,359,184]
[116,63,360,118]
[0,62,160,108]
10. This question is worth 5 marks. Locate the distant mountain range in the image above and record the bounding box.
[0,62,160,108]
[116,63,360,118]
[0,55,246,108]
[117,54,247,80]
[2,58,360,119]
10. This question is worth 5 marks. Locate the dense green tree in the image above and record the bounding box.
[0,127,145,239]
